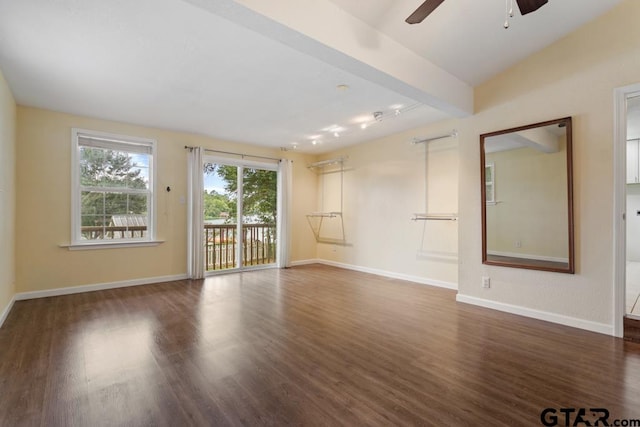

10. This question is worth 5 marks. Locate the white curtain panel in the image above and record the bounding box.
[277,159,293,268]
[187,147,205,279]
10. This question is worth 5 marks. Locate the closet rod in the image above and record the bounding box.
[628,138,640,142]
[412,130,458,145]
[184,146,280,162]
[411,213,458,221]
[308,156,347,169]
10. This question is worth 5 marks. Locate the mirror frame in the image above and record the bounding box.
[480,117,575,274]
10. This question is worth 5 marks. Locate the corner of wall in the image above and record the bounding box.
[0,66,17,328]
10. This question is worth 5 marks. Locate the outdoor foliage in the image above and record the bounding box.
[80,147,148,226]
[204,163,277,224]
[204,190,230,220]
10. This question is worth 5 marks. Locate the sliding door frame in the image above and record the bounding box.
[203,155,278,275]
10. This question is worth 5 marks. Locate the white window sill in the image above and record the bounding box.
[60,240,165,251]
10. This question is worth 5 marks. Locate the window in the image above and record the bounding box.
[485,163,495,204]
[71,129,156,246]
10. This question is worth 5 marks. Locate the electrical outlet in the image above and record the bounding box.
[482,276,490,288]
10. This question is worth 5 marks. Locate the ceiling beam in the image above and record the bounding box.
[182,0,473,117]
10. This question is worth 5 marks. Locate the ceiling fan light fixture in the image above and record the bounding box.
[504,0,513,29]
[516,0,549,15]
[406,0,548,28]
[405,0,445,24]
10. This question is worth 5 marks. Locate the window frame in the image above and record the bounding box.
[485,162,496,205]
[70,128,158,248]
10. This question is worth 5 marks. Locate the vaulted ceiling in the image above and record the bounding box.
[0,0,624,152]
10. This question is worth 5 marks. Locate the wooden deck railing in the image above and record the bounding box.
[80,223,276,271]
[81,225,147,240]
[205,223,276,271]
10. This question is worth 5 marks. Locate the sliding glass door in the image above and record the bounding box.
[203,158,277,272]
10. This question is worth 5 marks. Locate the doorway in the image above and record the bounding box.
[625,95,640,317]
[202,157,278,273]
[614,83,640,338]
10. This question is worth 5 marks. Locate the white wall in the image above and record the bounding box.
[457,0,640,334]
[316,0,639,335]
[0,68,16,323]
[317,120,459,288]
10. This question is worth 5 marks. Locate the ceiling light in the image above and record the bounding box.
[395,109,401,116]
[322,125,344,133]
[334,132,340,138]
[336,84,349,91]
[361,123,368,129]
[504,0,514,29]
[312,140,318,145]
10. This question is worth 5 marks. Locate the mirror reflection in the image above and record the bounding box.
[481,117,574,273]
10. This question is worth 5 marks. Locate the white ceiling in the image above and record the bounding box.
[0,0,624,153]
[328,0,623,86]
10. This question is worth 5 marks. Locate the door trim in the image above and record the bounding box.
[613,83,640,337]
[202,155,278,275]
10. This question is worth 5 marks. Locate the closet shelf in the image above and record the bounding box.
[306,211,341,218]
[307,157,347,170]
[411,213,458,221]
[306,212,346,245]
[306,157,347,245]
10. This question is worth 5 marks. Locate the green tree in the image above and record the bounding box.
[203,190,230,220]
[204,163,276,225]
[80,148,148,226]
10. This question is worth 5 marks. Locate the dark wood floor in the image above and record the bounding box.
[1,264,639,426]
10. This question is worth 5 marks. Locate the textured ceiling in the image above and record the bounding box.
[328,0,623,86]
[0,0,624,152]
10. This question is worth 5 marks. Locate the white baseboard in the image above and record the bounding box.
[0,295,16,329]
[294,258,458,290]
[456,293,613,336]
[15,274,189,301]
[290,259,320,267]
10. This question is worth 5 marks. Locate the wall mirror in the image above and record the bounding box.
[480,117,574,273]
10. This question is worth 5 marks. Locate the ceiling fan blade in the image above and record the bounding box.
[515,0,548,15]
[405,0,445,24]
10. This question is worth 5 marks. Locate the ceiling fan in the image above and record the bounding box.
[406,0,548,24]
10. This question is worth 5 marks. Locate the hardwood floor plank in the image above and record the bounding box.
[1,265,639,426]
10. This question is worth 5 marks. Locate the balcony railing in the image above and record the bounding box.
[204,223,276,271]
[81,225,147,240]
[80,223,276,271]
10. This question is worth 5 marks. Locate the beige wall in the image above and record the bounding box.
[486,142,569,260]
[317,120,459,286]
[0,69,16,316]
[457,0,640,328]
[315,0,639,330]
[15,107,317,293]
[8,0,640,333]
